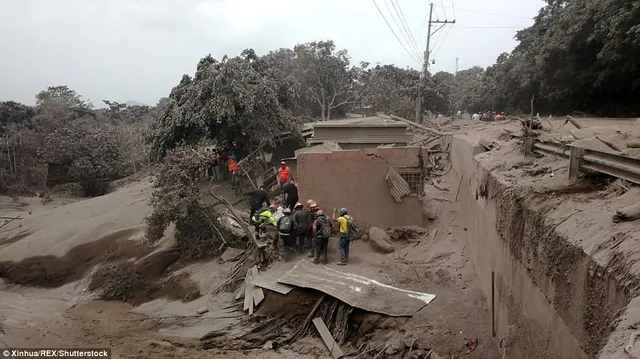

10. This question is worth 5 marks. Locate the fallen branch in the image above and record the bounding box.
[389,115,462,136]
[595,136,621,152]
[209,186,259,248]
[565,115,583,129]
[627,141,640,149]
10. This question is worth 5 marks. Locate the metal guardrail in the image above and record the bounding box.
[528,140,640,185]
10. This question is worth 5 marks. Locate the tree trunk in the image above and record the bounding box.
[326,105,332,121]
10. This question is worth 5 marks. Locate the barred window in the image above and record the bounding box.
[396,167,423,196]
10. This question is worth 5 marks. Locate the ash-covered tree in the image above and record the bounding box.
[358,63,450,119]
[38,124,124,196]
[293,40,358,120]
[150,52,301,159]
[451,0,640,116]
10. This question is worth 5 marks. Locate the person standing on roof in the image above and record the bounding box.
[276,207,296,261]
[277,161,292,189]
[282,180,299,212]
[311,209,331,264]
[293,202,312,252]
[333,207,355,265]
[243,185,270,219]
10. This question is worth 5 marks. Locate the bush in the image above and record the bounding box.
[38,124,125,196]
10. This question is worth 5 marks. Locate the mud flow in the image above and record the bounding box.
[0,120,639,359]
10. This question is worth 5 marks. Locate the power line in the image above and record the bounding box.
[371,0,423,65]
[432,25,452,60]
[433,4,533,19]
[386,0,422,60]
[392,0,422,59]
[440,0,448,19]
[451,0,456,19]
[452,26,525,29]
[382,0,421,60]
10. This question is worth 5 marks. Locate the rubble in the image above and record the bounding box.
[368,227,395,253]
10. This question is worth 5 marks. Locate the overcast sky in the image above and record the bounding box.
[0,0,544,107]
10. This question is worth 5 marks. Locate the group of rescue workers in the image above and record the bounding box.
[245,162,357,265]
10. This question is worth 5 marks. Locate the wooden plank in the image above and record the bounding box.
[243,268,252,312]
[252,277,294,295]
[251,266,265,307]
[312,317,344,359]
[234,286,245,301]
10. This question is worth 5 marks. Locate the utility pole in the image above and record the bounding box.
[415,2,455,122]
[455,57,459,75]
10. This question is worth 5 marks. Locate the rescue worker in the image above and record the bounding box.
[306,199,320,258]
[333,207,354,265]
[251,204,277,235]
[244,185,270,219]
[277,161,292,189]
[276,207,296,261]
[293,202,312,252]
[282,179,299,211]
[311,210,331,264]
[227,153,239,187]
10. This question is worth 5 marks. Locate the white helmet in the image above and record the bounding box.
[283,207,292,214]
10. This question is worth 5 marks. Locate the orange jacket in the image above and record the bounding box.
[228,158,238,171]
[278,166,291,182]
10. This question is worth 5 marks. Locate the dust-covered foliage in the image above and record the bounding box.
[444,0,640,116]
[149,54,302,159]
[145,146,229,259]
[38,124,124,196]
[92,263,156,303]
[0,86,158,197]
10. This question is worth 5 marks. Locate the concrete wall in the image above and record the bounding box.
[313,126,409,143]
[297,147,424,227]
[451,136,588,359]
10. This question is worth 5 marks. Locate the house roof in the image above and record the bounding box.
[311,116,408,129]
[295,141,342,155]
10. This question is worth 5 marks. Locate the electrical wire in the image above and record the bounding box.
[451,0,456,19]
[371,0,423,65]
[432,25,452,60]
[452,26,525,29]
[440,0,448,19]
[392,0,422,59]
[434,4,532,19]
[385,0,422,60]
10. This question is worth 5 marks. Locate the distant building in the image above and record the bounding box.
[308,115,413,150]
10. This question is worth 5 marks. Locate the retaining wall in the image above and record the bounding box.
[451,135,633,358]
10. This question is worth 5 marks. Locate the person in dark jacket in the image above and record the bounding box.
[292,202,312,252]
[281,180,299,211]
[311,210,331,264]
[244,185,270,219]
[276,207,296,261]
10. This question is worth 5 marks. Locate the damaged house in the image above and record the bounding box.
[294,116,426,227]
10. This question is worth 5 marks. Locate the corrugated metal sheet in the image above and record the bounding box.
[277,260,435,317]
[386,167,411,203]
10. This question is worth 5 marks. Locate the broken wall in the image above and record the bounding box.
[297,147,424,227]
